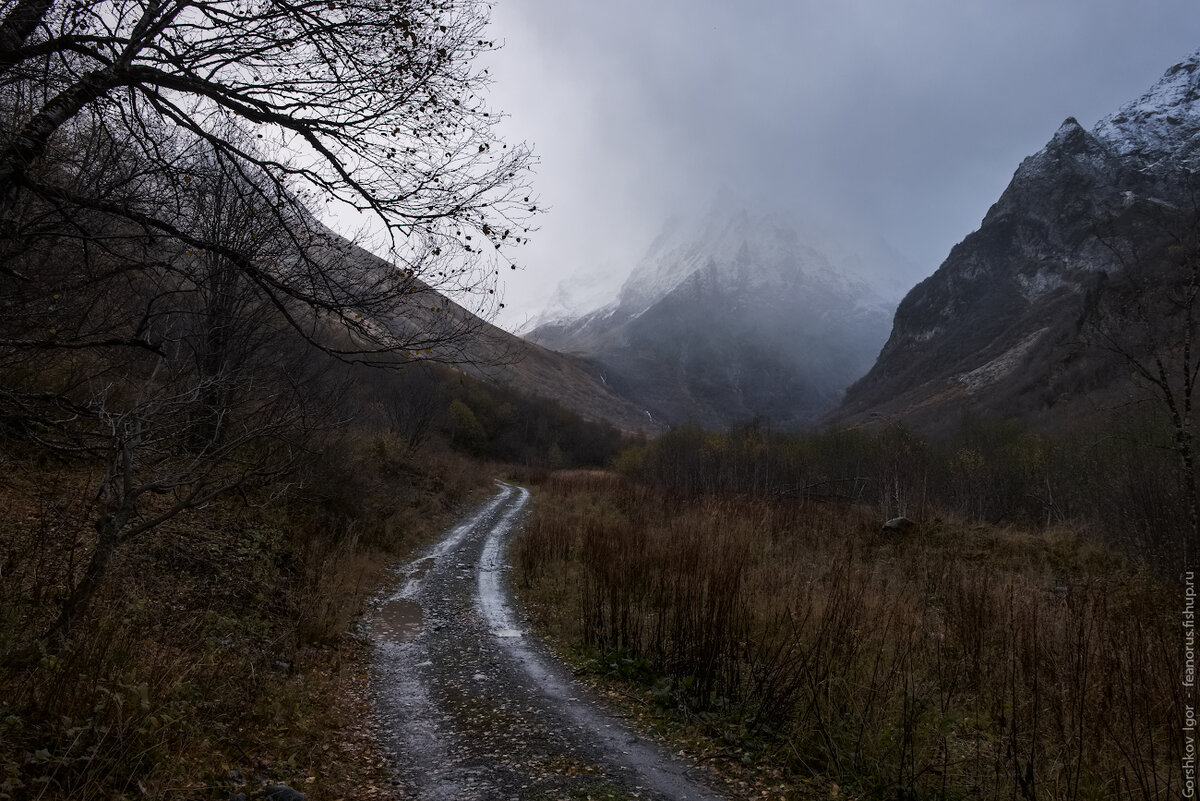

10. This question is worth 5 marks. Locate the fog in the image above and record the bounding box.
[478,0,1200,331]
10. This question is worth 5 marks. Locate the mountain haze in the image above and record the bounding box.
[334,239,663,434]
[529,202,905,428]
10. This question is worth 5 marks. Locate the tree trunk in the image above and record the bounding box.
[0,0,55,68]
[0,68,123,204]
[44,510,125,647]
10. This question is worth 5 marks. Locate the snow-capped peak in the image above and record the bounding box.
[1052,117,1084,141]
[1092,50,1200,166]
[613,201,909,317]
[515,261,625,334]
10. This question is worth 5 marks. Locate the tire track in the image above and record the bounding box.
[370,481,724,800]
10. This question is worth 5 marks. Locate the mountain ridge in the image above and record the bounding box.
[832,50,1200,429]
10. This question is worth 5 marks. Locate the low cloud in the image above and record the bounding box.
[482,0,1200,330]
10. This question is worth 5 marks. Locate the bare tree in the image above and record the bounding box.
[0,0,536,647]
[0,0,535,362]
[43,352,312,644]
[3,144,341,648]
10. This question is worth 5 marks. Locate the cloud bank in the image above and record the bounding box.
[479,1,1200,330]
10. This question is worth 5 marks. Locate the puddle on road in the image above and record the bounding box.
[490,626,524,639]
[374,597,424,643]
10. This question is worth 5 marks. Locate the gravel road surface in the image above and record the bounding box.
[369,481,725,800]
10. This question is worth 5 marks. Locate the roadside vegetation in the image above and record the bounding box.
[0,434,481,800]
[0,362,631,800]
[0,0,611,796]
[515,420,1186,801]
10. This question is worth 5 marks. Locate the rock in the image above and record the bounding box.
[265,785,307,801]
[881,516,915,533]
[228,795,247,801]
[833,52,1200,430]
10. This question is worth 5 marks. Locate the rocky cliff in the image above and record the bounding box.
[835,52,1200,429]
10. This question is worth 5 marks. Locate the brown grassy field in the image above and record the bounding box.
[514,472,1183,801]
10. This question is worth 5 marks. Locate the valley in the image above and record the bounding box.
[525,205,900,429]
[0,2,1196,800]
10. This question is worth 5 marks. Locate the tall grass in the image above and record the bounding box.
[516,475,1183,800]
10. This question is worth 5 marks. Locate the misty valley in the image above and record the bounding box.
[0,2,1196,800]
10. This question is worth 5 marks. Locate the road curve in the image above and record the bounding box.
[369,481,725,800]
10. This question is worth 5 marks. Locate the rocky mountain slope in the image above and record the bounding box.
[834,52,1200,429]
[527,202,903,429]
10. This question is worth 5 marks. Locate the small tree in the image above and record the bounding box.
[382,363,444,453]
[1086,205,1200,560]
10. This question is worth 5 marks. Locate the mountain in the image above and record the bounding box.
[833,52,1200,429]
[520,264,622,335]
[527,200,905,428]
[337,239,663,434]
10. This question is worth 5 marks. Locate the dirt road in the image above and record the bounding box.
[369,481,725,800]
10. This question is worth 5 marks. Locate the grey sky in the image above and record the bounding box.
[480,1,1200,331]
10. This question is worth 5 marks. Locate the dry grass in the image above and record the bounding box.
[0,436,492,800]
[515,476,1183,801]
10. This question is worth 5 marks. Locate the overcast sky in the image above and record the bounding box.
[479,1,1200,331]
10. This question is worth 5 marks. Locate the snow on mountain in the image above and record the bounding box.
[526,197,906,428]
[835,49,1200,430]
[1093,50,1200,168]
[519,264,622,333]
[1002,53,1200,204]
[597,198,907,325]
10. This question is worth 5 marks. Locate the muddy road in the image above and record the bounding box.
[369,481,725,800]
